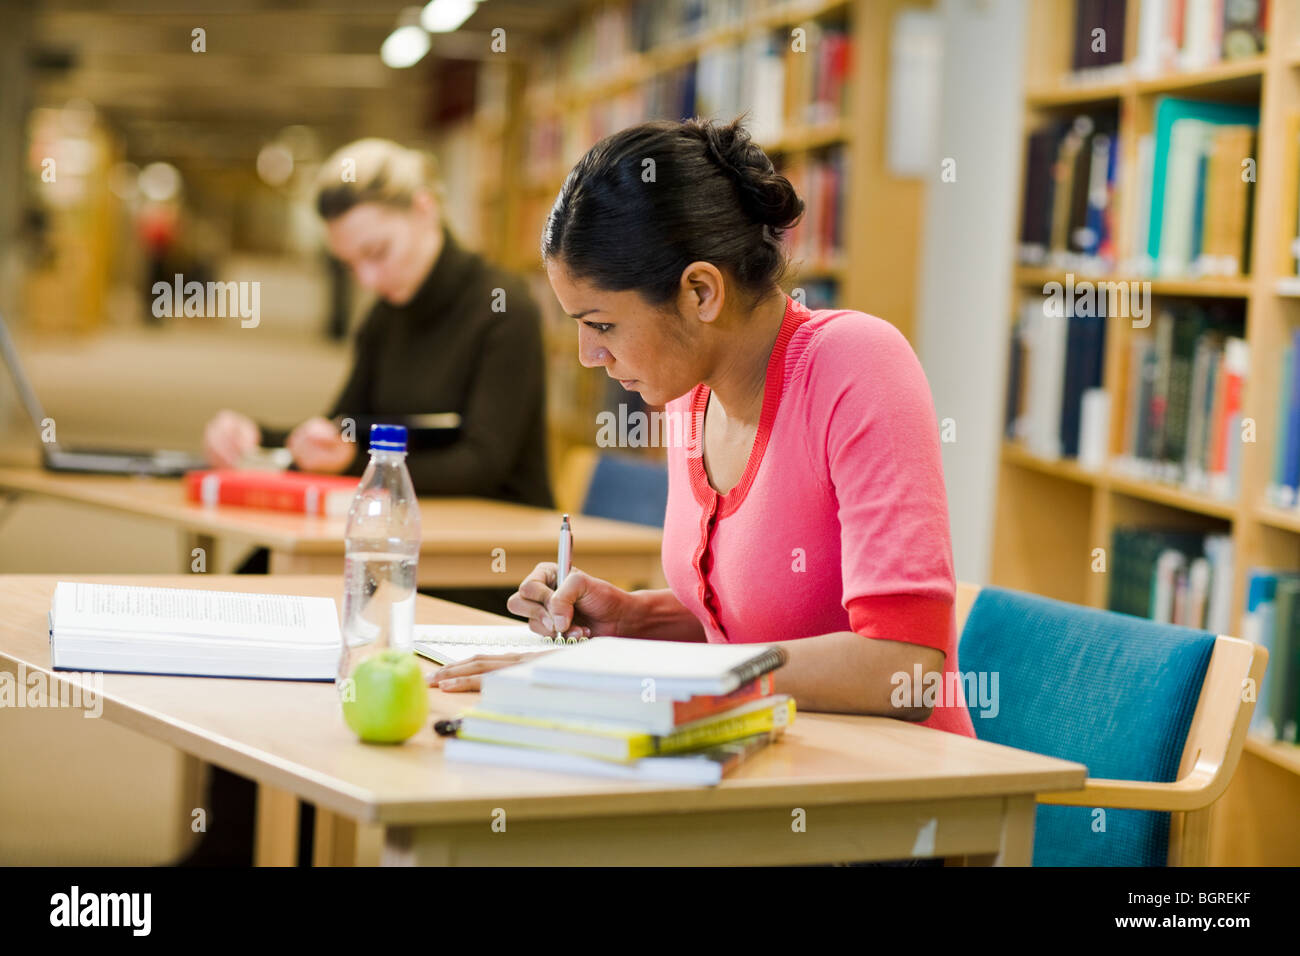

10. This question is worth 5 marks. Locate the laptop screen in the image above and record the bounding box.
[0,313,60,450]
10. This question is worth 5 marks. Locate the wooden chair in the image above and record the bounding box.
[954,582,1267,866]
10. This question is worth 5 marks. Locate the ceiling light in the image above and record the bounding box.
[419,0,476,33]
[381,24,431,69]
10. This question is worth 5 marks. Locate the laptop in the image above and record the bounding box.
[0,313,210,477]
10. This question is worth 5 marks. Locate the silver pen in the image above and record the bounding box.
[555,513,572,642]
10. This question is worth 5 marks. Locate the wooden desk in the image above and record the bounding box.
[0,466,664,588]
[0,574,1087,866]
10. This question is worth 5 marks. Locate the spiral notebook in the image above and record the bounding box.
[412,624,587,666]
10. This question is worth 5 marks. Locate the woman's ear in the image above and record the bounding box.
[676,261,725,324]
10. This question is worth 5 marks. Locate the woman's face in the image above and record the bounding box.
[325,197,437,305]
[546,258,705,408]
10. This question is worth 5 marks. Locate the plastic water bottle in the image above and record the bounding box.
[339,423,421,680]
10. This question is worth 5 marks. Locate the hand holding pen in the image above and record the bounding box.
[503,516,638,643]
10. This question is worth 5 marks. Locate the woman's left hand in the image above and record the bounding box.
[430,650,554,691]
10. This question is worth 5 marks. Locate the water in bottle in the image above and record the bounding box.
[339,423,421,682]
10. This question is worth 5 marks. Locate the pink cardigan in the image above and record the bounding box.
[660,297,976,738]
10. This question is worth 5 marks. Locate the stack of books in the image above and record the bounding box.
[442,637,794,785]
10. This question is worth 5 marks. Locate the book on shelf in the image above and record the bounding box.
[1004,295,1108,465]
[1267,331,1300,508]
[1147,98,1257,279]
[1071,0,1128,76]
[440,635,792,784]
[48,581,340,680]
[1244,568,1298,741]
[1114,301,1246,498]
[1108,527,1234,632]
[782,147,847,270]
[1136,0,1268,76]
[1283,113,1300,278]
[1017,112,1120,273]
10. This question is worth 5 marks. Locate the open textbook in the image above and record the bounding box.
[49,581,340,680]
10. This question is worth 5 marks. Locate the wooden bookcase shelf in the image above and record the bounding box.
[495,0,928,478]
[1025,55,1267,107]
[1257,503,1300,535]
[998,0,1300,865]
[1012,267,1253,298]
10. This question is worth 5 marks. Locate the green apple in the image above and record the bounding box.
[341,650,429,743]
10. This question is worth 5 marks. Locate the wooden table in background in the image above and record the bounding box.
[0,575,1087,866]
[0,466,665,588]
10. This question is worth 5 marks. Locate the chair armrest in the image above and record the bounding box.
[1041,636,1268,813]
[1037,765,1219,811]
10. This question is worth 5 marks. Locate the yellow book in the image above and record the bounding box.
[456,695,795,763]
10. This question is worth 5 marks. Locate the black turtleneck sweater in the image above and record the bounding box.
[266,230,553,508]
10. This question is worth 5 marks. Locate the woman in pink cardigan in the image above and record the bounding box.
[433,117,974,738]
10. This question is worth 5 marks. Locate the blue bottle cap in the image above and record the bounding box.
[369,423,407,452]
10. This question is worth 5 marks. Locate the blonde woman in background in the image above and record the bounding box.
[203,138,552,510]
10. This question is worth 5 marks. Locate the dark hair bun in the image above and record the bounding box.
[542,117,807,304]
[692,118,804,233]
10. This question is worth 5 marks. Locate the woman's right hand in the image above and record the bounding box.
[203,410,260,469]
[507,563,637,639]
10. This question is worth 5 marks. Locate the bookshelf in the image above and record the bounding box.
[495,0,931,480]
[997,0,1300,866]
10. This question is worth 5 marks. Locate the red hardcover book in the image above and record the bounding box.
[184,469,361,516]
[670,673,776,727]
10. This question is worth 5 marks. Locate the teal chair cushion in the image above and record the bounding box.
[959,587,1215,866]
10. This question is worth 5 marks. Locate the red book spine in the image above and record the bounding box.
[1168,0,1186,63]
[670,673,775,726]
[1215,356,1244,474]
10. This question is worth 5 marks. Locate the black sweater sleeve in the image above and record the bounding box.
[398,297,546,495]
